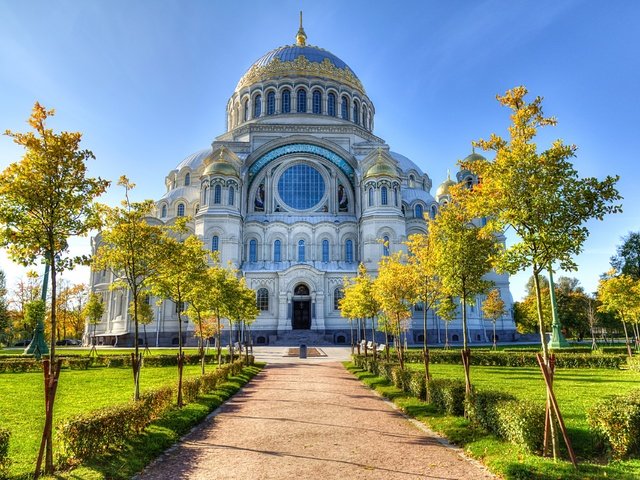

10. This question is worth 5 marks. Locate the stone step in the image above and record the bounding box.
[271,330,334,346]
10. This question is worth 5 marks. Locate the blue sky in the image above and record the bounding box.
[1,0,638,301]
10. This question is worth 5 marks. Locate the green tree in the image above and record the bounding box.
[82,292,104,355]
[436,295,457,350]
[465,86,621,463]
[597,271,640,358]
[93,177,165,402]
[430,199,498,400]
[340,264,380,357]
[150,224,208,407]
[225,276,259,362]
[0,269,9,347]
[610,231,640,280]
[482,289,506,350]
[0,103,108,476]
[406,229,442,385]
[373,251,419,369]
[128,296,153,354]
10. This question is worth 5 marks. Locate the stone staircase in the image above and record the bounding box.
[270,330,334,346]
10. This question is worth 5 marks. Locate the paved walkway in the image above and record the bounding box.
[138,356,495,480]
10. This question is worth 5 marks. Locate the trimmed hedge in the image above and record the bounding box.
[627,356,640,372]
[428,379,466,416]
[495,400,545,453]
[408,371,426,400]
[466,390,516,434]
[58,358,249,462]
[368,350,626,369]
[0,427,10,479]
[587,389,640,459]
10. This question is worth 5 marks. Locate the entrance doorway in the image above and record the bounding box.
[292,300,311,329]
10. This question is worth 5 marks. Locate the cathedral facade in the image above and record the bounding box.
[88,21,517,347]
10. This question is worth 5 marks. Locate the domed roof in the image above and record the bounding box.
[236,15,364,94]
[436,174,456,198]
[202,149,238,177]
[389,151,424,176]
[175,148,212,171]
[462,151,486,163]
[158,186,199,204]
[364,150,397,179]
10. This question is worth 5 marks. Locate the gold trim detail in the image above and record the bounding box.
[236,54,365,94]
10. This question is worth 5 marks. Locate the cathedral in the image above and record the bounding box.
[88,18,516,347]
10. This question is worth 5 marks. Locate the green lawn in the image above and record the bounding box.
[349,362,640,479]
[0,363,219,478]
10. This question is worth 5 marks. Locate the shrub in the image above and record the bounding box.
[104,356,127,368]
[587,389,640,459]
[495,400,545,453]
[408,371,426,400]
[63,357,92,370]
[428,379,466,416]
[0,427,10,478]
[0,358,41,373]
[379,362,398,382]
[141,386,174,421]
[466,390,516,434]
[182,377,201,404]
[627,356,640,372]
[391,366,411,391]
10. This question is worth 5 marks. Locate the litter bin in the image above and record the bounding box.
[299,344,307,359]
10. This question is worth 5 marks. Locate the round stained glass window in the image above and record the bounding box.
[277,164,325,210]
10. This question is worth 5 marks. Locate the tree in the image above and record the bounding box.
[597,271,640,358]
[8,271,41,341]
[610,231,640,280]
[150,224,208,407]
[225,276,259,362]
[373,251,419,369]
[436,295,457,350]
[0,269,9,347]
[464,87,621,464]
[0,103,109,476]
[406,229,442,387]
[340,264,380,357]
[93,177,165,402]
[128,296,153,354]
[482,289,506,350]
[430,199,498,401]
[82,292,104,355]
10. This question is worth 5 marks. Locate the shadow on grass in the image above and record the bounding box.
[49,365,263,480]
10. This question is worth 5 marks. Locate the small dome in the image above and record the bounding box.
[364,161,396,179]
[462,152,486,163]
[202,150,238,177]
[435,177,456,198]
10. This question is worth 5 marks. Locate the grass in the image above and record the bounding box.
[346,361,640,480]
[0,360,250,479]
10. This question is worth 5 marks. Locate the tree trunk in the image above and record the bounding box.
[133,291,141,401]
[461,290,472,401]
[493,321,497,350]
[34,358,62,479]
[199,318,205,375]
[177,304,184,408]
[371,317,377,361]
[216,311,222,365]
[46,252,57,473]
[621,315,633,358]
[422,303,431,391]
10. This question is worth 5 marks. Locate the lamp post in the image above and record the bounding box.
[547,266,569,349]
[24,257,50,359]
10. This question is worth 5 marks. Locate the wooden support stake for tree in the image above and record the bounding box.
[34,359,62,478]
[542,355,555,456]
[536,353,578,468]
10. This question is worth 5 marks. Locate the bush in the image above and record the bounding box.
[428,379,466,416]
[379,362,398,382]
[495,400,545,453]
[587,389,640,459]
[141,386,174,421]
[391,366,411,391]
[103,356,127,368]
[0,358,41,373]
[627,356,640,372]
[0,427,10,478]
[182,377,201,404]
[63,357,92,370]
[466,390,516,434]
[408,371,426,400]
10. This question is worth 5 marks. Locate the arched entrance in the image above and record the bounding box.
[292,283,311,329]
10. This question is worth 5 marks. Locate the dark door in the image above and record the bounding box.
[292,300,311,329]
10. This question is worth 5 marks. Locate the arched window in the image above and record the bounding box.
[254,94,262,118]
[334,287,344,310]
[368,187,374,206]
[297,88,307,113]
[362,106,368,129]
[415,204,423,219]
[257,288,269,311]
[383,235,390,256]
[409,175,415,187]
[243,99,249,121]
[353,100,359,124]
[282,89,291,113]
[466,176,474,189]
[249,239,257,262]
[202,186,208,205]
[214,185,221,204]
[274,240,281,262]
[298,239,305,262]
[394,187,399,206]
[267,91,275,115]
[228,186,235,206]
[322,239,329,262]
[430,205,438,219]
[177,203,185,217]
[184,173,190,186]
[341,95,349,120]
[345,239,353,262]
[381,186,388,205]
[312,90,322,114]
[161,205,167,217]
[327,93,336,116]
[212,236,219,252]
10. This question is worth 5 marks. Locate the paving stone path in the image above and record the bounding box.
[137,359,495,480]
